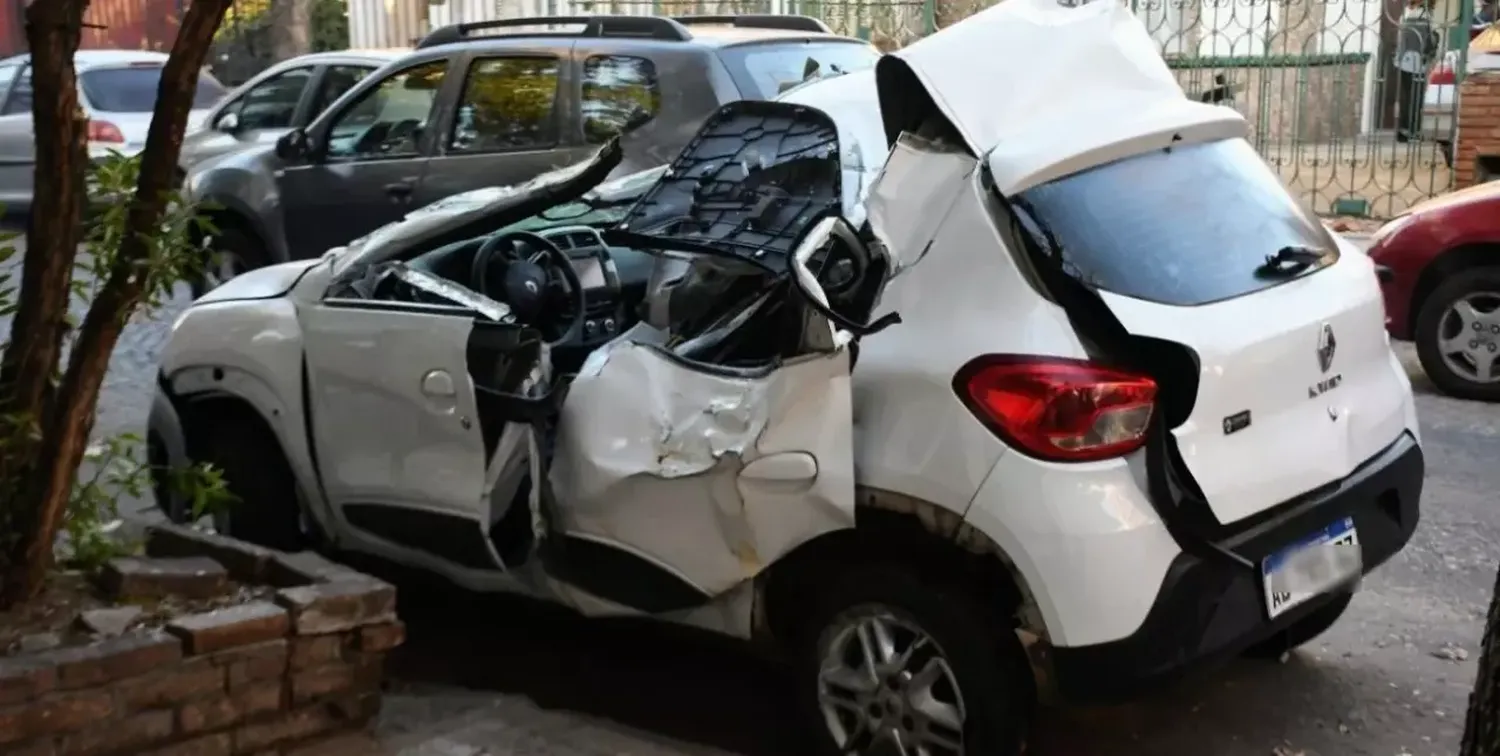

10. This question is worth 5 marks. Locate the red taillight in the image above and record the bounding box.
[88,120,124,144]
[956,355,1157,463]
[1429,64,1455,86]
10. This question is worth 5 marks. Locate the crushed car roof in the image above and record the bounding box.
[876,0,1247,193]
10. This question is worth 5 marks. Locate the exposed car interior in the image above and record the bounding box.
[327,101,893,381]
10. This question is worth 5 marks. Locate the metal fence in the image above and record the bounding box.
[401,0,1472,216]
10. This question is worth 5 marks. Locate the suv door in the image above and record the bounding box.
[415,49,593,207]
[280,57,453,259]
[183,64,315,169]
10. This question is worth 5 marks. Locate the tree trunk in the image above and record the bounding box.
[0,0,93,607]
[1462,562,1500,755]
[268,0,311,62]
[0,0,234,609]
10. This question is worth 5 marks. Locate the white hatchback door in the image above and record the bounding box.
[301,288,550,574]
[547,217,871,614]
[877,0,1416,526]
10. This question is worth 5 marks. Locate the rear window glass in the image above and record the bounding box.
[720,41,879,99]
[81,66,227,113]
[1013,138,1337,307]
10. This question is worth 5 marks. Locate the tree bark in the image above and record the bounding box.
[1462,562,1500,755]
[0,0,92,606]
[0,0,233,608]
[268,0,311,62]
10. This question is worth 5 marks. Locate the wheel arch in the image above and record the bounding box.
[753,487,1046,651]
[195,194,281,265]
[1407,242,1500,338]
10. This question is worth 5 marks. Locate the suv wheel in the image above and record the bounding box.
[1414,266,1500,402]
[190,227,267,298]
[794,566,1033,756]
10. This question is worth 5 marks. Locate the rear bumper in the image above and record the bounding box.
[1049,432,1423,703]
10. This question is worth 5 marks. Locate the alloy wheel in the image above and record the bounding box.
[817,607,967,756]
[1436,291,1500,384]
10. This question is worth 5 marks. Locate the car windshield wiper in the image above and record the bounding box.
[1255,245,1327,278]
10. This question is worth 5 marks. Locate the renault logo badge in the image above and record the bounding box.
[1316,323,1337,373]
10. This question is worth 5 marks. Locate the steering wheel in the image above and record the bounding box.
[471,230,585,346]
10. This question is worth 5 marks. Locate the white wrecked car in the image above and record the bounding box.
[150,2,1424,753]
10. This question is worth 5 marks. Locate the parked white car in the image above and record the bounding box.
[0,50,227,213]
[150,1,1424,752]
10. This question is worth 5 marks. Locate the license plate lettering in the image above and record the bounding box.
[1261,517,1361,620]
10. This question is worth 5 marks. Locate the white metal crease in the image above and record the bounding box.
[549,337,856,597]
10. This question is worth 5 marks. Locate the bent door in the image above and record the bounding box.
[546,219,883,614]
[301,298,502,571]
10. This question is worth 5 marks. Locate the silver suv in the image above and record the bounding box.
[182,14,880,294]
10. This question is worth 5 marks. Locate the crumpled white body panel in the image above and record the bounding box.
[549,339,856,597]
[882,0,1246,193]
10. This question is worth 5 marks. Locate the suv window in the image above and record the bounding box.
[225,66,313,130]
[309,64,376,119]
[449,56,561,154]
[325,59,448,161]
[1,66,29,116]
[720,41,880,99]
[581,55,660,143]
[1013,138,1337,307]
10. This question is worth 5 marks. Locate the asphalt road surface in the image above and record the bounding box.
[2,237,1495,756]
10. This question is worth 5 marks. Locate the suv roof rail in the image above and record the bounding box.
[671,14,832,33]
[416,15,693,48]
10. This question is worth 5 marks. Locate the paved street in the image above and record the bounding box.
[2,235,1497,756]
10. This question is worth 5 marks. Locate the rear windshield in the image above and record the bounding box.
[1014,138,1337,307]
[719,41,879,100]
[81,66,227,113]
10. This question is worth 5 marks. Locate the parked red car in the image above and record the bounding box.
[1368,181,1500,400]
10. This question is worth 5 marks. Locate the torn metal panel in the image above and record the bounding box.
[549,340,857,598]
[866,134,977,276]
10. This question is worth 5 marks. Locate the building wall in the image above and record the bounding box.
[0,0,183,59]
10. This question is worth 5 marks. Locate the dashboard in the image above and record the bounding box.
[533,226,654,359]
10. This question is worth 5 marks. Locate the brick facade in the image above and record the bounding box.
[1456,69,1500,188]
[0,526,404,756]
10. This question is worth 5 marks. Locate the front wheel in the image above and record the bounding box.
[793,566,1034,756]
[1414,266,1500,402]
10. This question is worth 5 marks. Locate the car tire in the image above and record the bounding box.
[1414,266,1500,402]
[195,409,308,552]
[793,565,1034,756]
[190,226,267,298]
[1244,591,1354,659]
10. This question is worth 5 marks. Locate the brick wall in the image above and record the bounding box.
[0,527,405,756]
[1456,69,1500,188]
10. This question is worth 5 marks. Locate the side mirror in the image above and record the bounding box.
[216,111,241,134]
[275,129,308,161]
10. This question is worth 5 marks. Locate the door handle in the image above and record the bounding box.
[384,181,415,202]
[421,369,456,398]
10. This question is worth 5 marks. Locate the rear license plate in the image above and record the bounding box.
[1261,517,1361,620]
